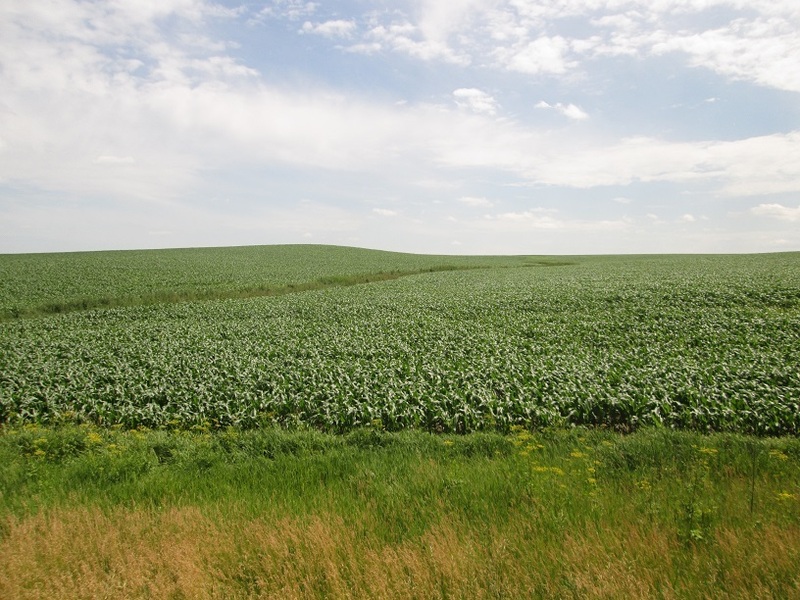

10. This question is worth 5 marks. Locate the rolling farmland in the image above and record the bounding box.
[2,247,798,434]
[2,246,800,599]
[0,245,525,320]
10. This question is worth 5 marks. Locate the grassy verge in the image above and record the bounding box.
[1,425,799,598]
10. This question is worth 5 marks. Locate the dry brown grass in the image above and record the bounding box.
[2,506,799,599]
[557,521,800,599]
[0,507,226,599]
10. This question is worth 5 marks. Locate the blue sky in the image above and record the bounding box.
[1,0,799,254]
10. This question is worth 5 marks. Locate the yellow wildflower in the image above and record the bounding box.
[531,466,564,476]
[769,449,789,461]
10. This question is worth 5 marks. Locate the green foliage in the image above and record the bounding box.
[1,249,799,434]
[0,244,523,320]
[1,426,798,531]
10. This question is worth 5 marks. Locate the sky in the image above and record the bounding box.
[1,0,799,255]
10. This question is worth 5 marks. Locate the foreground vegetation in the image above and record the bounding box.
[1,425,798,599]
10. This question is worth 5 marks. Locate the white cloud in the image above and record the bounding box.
[364,23,470,65]
[458,196,494,207]
[495,36,576,74]
[301,20,356,38]
[333,2,800,93]
[482,132,800,195]
[344,42,382,55]
[707,131,800,196]
[484,210,565,230]
[415,0,489,42]
[258,0,318,22]
[536,101,589,120]
[750,203,800,222]
[681,213,696,222]
[480,209,630,232]
[558,104,589,120]
[453,88,499,116]
[372,208,398,217]
[651,18,800,92]
[188,56,259,78]
[93,156,136,165]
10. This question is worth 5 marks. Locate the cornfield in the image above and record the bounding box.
[1,249,798,434]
